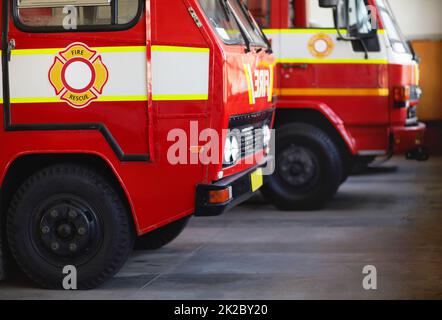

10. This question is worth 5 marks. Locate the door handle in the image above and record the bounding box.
[281,63,308,69]
[8,39,16,62]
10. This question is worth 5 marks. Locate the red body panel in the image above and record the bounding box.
[0,0,275,235]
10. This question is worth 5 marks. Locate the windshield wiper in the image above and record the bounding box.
[238,1,273,54]
[219,0,251,53]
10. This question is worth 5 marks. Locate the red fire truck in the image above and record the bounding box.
[0,0,274,288]
[245,0,428,210]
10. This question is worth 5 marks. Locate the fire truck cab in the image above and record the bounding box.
[246,0,428,210]
[0,0,274,288]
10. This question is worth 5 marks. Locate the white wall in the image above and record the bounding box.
[384,0,442,40]
[307,0,442,40]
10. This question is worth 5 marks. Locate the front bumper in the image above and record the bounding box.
[392,122,429,160]
[195,157,273,216]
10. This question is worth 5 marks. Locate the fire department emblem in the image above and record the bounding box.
[49,42,109,109]
[308,33,334,58]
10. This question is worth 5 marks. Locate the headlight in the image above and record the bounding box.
[224,132,240,165]
[263,125,271,147]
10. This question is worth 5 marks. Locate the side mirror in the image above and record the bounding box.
[318,0,339,8]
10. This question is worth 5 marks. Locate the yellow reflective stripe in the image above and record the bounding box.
[151,45,210,53]
[12,48,60,55]
[152,94,208,101]
[268,64,274,102]
[96,46,146,53]
[97,95,148,102]
[10,45,213,55]
[4,95,213,103]
[276,58,388,64]
[11,46,146,56]
[275,88,389,97]
[264,29,385,35]
[10,97,60,103]
[243,64,255,105]
[7,95,148,104]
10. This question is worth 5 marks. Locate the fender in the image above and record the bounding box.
[276,100,358,155]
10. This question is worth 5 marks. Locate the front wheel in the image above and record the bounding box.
[135,216,190,250]
[261,123,344,210]
[7,164,134,289]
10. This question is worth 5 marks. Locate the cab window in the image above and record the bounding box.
[198,0,245,45]
[348,0,373,34]
[376,0,411,54]
[15,0,141,30]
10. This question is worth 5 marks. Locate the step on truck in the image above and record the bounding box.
[0,0,275,289]
[245,0,428,210]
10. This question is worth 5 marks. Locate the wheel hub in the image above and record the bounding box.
[38,200,98,258]
[56,223,73,239]
[278,145,318,187]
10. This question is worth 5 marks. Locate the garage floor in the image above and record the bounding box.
[0,156,441,300]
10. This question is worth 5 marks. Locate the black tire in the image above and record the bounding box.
[340,169,350,185]
[7,164,134,289]
[135,216,190,251]
[261,123,344,210]
[340,158,352,185]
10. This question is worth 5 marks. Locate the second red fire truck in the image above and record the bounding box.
[246,0,428,210]
[0,0,274,288]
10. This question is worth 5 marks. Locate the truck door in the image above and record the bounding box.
[3,0,150,161]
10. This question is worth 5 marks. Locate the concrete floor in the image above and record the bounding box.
[0,156,441,300]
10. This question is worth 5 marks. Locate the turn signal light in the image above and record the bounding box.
[208,187,232,204]
[394,86,411,107]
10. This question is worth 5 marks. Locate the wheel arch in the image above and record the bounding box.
[274,104,358,162]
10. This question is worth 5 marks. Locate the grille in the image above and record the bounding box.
[224,110,273,167]
[240,126,265,158]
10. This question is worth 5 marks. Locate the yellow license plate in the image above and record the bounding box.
[251,168,264,192]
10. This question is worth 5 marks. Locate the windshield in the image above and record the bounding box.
[376,0,411,54]
[198,0,245,44]
[198,0,268,48]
